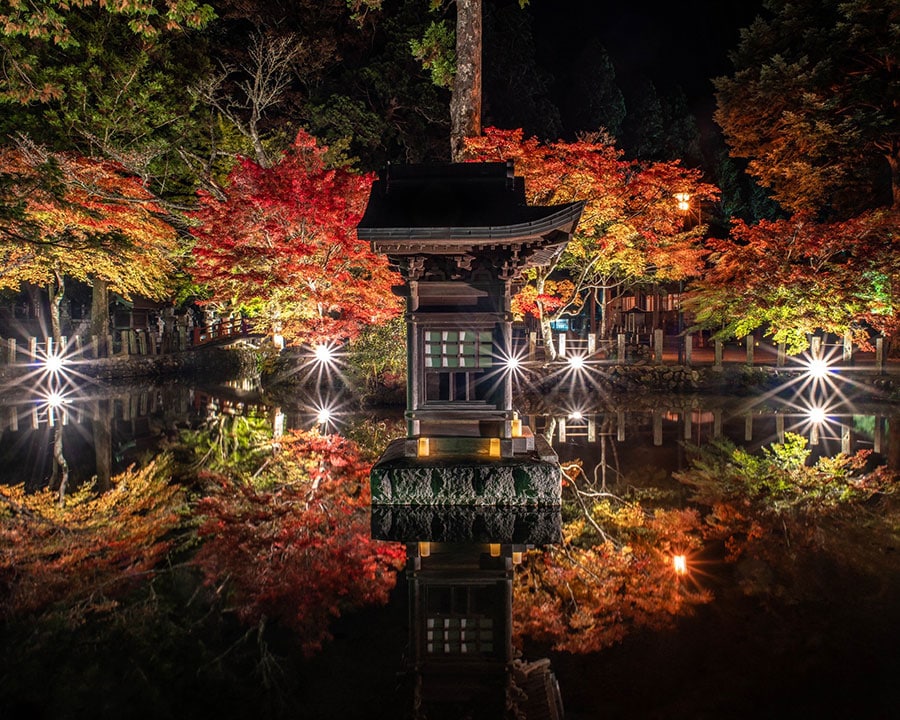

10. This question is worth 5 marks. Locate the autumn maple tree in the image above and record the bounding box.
[189,129,400,346]
[673,433,900,602]
[685,209,899,353]
[0,142,180,346]
[463,128,718,355]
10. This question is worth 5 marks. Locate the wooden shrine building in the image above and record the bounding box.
[357,161,583,505]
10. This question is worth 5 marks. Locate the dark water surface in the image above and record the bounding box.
[1,376,898,719]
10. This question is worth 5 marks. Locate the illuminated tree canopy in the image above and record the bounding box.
[715,0,900,215]
[0,142,180,340]
[686,209,899,352]
[189,129,401,345]
[464,127,718,352]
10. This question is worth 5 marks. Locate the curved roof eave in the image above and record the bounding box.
[358,201,585,244]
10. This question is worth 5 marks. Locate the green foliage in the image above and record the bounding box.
[409,19,455,88]
[0,0,214,51]
[0,2,217,207]
[674,433,900,603]
[176,413,276,479]
[345,315,407,399]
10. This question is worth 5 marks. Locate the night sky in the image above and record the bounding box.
[530,0,766,110]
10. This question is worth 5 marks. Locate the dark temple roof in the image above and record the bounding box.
[356,161,584,244]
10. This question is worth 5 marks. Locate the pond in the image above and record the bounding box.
[1,373,898,719]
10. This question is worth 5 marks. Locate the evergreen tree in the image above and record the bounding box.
[483,2,561,141]
[621,77,664,160]
[564,38,625,141]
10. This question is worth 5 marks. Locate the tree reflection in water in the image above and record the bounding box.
[0,382,897,718]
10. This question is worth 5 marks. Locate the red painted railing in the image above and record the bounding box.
[191,318,250,347]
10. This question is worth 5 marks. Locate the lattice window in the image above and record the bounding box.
[424,330,493,369]
[426,616,495,655]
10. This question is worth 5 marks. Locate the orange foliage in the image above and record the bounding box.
[464,128,719,284]
[0,144,178,298]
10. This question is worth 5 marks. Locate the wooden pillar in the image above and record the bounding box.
[120,330,130,355]
[714,340,723,368]
[406,286,420,437]
[654,328,663,363]
[745,336,754,365]
[684,334,692,366]
[875,338,884,372]
[874,416,883,453]
[6,338,16,365]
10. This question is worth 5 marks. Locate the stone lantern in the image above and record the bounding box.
[357,161,583,505]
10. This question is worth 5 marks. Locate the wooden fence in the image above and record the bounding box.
[518,329,889,371]
[1,318,252,365]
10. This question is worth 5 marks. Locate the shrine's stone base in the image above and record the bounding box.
[371,436,561,506]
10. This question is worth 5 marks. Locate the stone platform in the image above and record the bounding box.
[370,435,561,506]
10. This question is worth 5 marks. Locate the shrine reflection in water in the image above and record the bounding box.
[373,506,564,720]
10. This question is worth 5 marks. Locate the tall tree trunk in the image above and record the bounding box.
[25,282,44,328]
[599,286,608,340]
[48,268,65,345]
[90,277,110,357]
[450,0,482,161]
